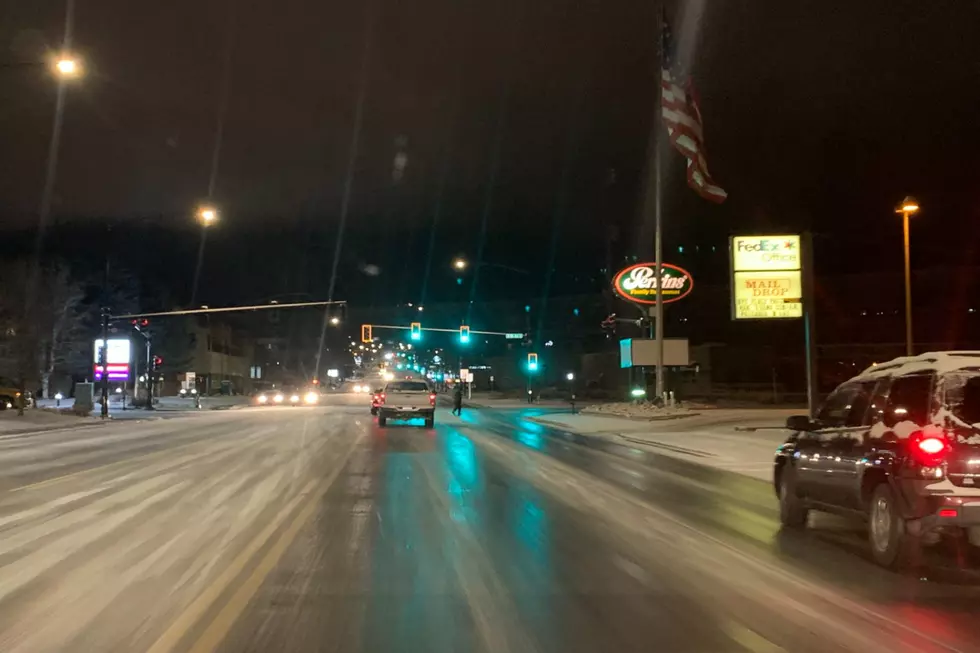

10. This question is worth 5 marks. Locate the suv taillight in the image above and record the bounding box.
[380,393,386,403]
[908,428,951,467]
[429,392,436,406]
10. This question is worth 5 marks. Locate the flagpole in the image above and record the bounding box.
[653,8,665,401]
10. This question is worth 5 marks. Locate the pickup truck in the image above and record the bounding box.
[377,380,436,428]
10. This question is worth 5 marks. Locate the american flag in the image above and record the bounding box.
[660,13,727,203]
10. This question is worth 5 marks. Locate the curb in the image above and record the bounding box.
[578,409,700,422]
[0,420,106,438]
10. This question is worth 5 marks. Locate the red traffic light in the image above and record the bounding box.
[312,378,319,385]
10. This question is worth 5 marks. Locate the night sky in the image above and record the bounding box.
[2,0,979,303]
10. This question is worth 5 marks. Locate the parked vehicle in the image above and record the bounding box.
[775,351,980,568]
[0,378,29,410]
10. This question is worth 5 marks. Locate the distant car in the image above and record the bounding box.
[775,351,980,569]
[253,388,318,407]
[377,380,436,428]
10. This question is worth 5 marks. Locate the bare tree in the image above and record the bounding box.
[36,263,87,398]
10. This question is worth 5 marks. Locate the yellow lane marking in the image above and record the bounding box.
[146,435,360,653]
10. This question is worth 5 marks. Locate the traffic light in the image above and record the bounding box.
[131,318,150,329]
[527,353,539,372]
[361,324,372,343]
[312,378,319,385]
[459,325,471,344]
[152,355,163,371]
[410,322,421,341]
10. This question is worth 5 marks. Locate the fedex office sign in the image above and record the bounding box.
[732,235,801,272]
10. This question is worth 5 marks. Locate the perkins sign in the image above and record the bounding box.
[730,235,803,320]
[612,263,693,305]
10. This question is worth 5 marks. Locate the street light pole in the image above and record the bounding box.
[190,206,217,306]
[897,196,919,357]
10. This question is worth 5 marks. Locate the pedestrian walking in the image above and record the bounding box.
[452,384,463,416]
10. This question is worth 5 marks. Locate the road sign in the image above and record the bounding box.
[505,332,524,340]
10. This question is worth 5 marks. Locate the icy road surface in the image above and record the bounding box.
[0,397,977,652]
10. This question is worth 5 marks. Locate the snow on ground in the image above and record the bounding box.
[583,402,695,419]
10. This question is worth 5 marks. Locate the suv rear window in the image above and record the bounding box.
[387,382,429,392]
[943,371,980,426]
[883,373,933,426]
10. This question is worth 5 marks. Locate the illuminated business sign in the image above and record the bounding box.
[93,338,131,380]
[731,235,801,271]
[730,235,803,320]
[612,263,693,305]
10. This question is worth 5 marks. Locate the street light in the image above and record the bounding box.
[329,316,340,326]
[197,205,218,226]
[190,205,219,306]
[566,372,575,381]
[453,258,468,271]
[896,196,919,356]
[54,56,81,78]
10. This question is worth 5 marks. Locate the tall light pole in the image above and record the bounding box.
[22,0,79,413]
[897,196,919,356]
[190,205,218,306]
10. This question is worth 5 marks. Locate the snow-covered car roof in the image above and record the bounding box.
[853,351,980,382]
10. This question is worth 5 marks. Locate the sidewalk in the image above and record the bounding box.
[526,409,798,482]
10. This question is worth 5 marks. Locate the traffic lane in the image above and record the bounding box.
[216,422,769,653]
[0,405,337,492]
[458,408,980,645]
[214,416,966,653]
[0,406,364,652]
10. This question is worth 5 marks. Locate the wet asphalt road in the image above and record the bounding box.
[2,396,980,652]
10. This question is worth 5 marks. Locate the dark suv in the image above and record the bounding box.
[774,352,980,568]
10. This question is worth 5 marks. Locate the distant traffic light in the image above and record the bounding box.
[131,318,149,328]
[410,322,422,341]
[312,378,319,385]
[524,305,531,313]
[361,324,372,343]
[152,355,163,371]
[527,353,539,372]
[459,325,471,344]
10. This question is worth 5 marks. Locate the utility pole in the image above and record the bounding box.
[100,307,109,418]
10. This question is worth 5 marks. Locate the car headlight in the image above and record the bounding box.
[273,394,284,403]
[304,392,319,404]
[353,385,362,393]
[258,395,268,404]
[290,394,300,403]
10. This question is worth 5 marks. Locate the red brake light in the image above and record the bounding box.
[908,429,950,467]
[939,508,959,518]
[918,438,946,455]
[429,392,436,406]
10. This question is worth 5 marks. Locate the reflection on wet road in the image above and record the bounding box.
[218,403,980,653]
[1,398,980,651]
